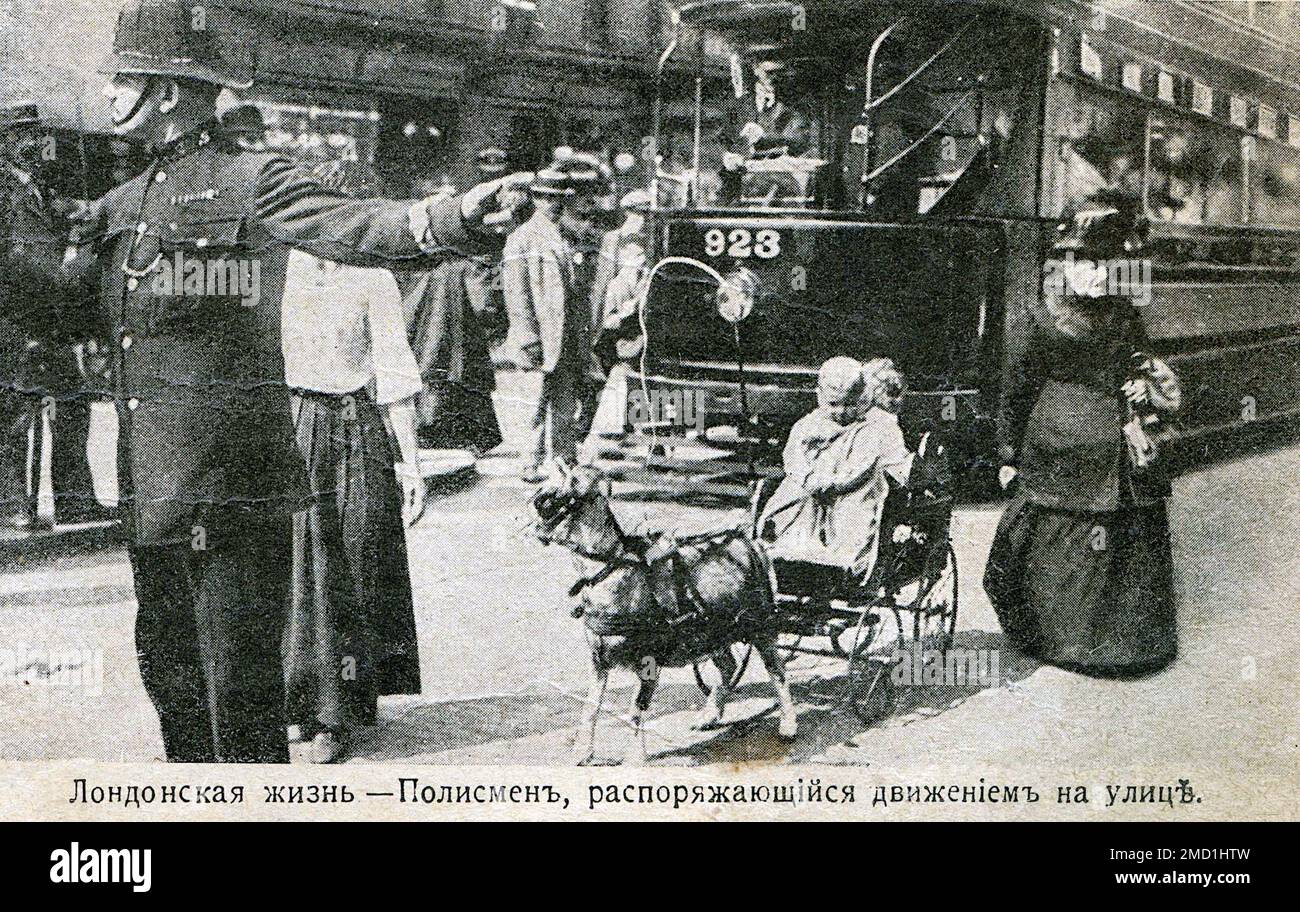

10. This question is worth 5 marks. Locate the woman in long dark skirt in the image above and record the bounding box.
[984,205,1182,675]
[401,257,503,455]
[281,249,426,763]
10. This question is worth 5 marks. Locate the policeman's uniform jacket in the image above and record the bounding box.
[73,125,474,546]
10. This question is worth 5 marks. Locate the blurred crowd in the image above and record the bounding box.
[0,102,113,531]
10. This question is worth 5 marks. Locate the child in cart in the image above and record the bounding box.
[759,357,915,581]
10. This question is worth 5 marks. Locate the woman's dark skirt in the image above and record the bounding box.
[284,389,422,734]
[983,496,1177,673]
[406,262,503,454]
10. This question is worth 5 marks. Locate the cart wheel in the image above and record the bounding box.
[844,606,899,724]
[846,653,894,725]
[827,608,880,659]
[909,542,958,652]
[692,644,752,696]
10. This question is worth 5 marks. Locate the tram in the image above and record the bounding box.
[625,0,1300,490]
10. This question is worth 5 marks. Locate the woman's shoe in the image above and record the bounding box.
[308,730,348,764]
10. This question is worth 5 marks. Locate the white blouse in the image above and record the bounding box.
[281,249,423,405]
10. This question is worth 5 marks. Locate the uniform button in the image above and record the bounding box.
[127,398,139,411]
[126,277,139,291]
[155,171,167,183]
[121,336,133,350]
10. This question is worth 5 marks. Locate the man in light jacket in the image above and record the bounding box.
[501,167,586,482]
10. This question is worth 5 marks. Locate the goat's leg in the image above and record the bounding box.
[573,660,608,766]
[693,647,738,730]
[625,671,658,765]
[756,642,798,740]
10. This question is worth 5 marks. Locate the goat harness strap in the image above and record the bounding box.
[567,558,636,598]
[570,529,751,633]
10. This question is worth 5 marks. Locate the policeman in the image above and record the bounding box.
[74,0,531,762]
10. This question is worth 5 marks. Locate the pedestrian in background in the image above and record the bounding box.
[399,147,510,456]
[582,235,650,451]
[588,188,650,377]
[502,167,584,482]
[465,147,511,351]
[0,102,104,530]
[550,152,611,446]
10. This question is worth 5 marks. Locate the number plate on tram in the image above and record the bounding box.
[701,227,783,260]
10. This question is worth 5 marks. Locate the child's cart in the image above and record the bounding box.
[745,435,959,722]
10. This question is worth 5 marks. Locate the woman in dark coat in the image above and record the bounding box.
[401,257,503,456]
[984,205,1182,675]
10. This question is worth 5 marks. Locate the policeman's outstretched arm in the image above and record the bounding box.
[254,157,532,268]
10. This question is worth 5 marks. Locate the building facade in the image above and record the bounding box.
[1,0,715,197]
[222,0,695,194]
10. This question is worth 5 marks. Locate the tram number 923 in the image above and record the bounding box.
[702,227,782,260]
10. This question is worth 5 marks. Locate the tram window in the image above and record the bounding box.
[697,13,1040,215]
[1054,86,1147,214]
[1249,139,1300,228]
[1147,113,1247,226]
[1055,83,1251,228]
[721,61,836,210]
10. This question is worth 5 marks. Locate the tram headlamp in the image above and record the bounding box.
[717,268,758,323]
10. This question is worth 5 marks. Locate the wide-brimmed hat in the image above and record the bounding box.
[99,0,254,90]
[1053,197,1148,259]
[530,167,575,197]
[551,151,611,196]
[0,102,41,133]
